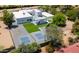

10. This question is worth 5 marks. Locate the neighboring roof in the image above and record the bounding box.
[59,43,79,53]
[13,10,32,19]
[42,12,53,17]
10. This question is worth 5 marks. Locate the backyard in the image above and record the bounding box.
[37,23,48,27]
[23,23,40,33]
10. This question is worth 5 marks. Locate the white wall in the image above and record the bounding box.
[16,17,32,24]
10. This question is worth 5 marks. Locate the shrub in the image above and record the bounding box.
[52,12,66,27]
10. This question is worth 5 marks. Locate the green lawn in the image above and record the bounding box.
[23,23,40,33]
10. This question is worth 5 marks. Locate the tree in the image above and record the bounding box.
[72,19,79,35]
[48,7,57,15]
[12,44,28,53]
[68,37,75,45]
[3,9,13,29]
[26,42,40,53]
[51,5,59,8]
[74,8,79,19]
[52,12,66,27]
[46,24,64,50]
[12,42,40,53]
[39,5,49,12]
[60,5,74,13]
[66,10,77,21]
[39,5,58,15]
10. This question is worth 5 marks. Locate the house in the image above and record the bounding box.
[26,9,42,17]
[33,9,43,17]
[12,10,33,25]
[12,9,53,25]
[42,12,54,21]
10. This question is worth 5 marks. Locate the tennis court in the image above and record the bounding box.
[31,31,45,44]
[10,25,34,48]
[35,33,44,40]
[20,36,30,45]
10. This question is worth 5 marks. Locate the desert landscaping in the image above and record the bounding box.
[0,20,13,50]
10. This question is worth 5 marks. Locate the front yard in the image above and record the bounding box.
[23,23,40,33]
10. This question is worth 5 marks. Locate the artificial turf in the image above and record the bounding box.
[23,23,40,33]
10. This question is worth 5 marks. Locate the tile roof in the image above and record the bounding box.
[59,43,79,53]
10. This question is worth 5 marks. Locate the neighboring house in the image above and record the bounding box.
[12,9,53,25]
[59,43,79,53]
